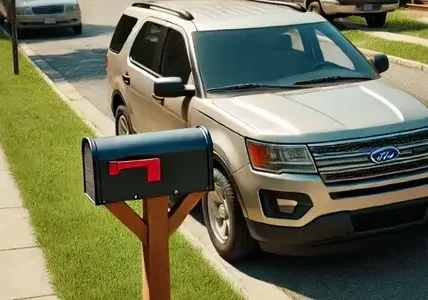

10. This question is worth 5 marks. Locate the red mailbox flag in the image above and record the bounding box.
[108,158,161,182]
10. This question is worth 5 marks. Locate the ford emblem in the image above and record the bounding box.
[370,146,400,163]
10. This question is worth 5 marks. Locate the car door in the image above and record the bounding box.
[125,19,168,133]
[154,24,193,131]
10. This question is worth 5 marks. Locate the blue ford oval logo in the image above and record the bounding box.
[370,147,400,163]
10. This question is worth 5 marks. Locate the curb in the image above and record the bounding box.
[358,48,428,73]
[0,27,291,300]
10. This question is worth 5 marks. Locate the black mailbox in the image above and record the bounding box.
[82,127,213,205]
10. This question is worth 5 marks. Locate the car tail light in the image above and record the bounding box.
[105,55,109,70]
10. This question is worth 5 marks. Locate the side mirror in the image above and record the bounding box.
[153,77,195,98]
[372,53,389,74]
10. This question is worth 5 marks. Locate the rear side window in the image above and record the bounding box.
[130,22,168,73]
[109,14,138,53]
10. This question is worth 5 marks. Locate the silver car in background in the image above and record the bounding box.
[0,0,82,35]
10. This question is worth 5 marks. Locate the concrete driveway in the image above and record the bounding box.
[9,1,428,299]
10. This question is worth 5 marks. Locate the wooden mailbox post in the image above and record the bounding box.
[7,0,19,74]
[81,127,213,300]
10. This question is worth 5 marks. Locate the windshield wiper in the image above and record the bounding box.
[206,83,305,92]
[294,76,373,85]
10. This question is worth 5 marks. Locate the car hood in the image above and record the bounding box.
[211,80,428,143]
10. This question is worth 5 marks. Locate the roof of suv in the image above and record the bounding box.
[129,0,326,31]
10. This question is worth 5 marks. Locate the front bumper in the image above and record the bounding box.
[321,1,399,15]
[16,11,81,29]
[234,164,428,226]
[233,163,428,250]
[247,197,428,254]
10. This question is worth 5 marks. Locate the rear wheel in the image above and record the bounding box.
[365,12,387,28]
[202,168,258,261]
[115,105,134,136]
[73,23,82,35]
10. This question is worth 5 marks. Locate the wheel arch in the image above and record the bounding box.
[111,90,127,116]
[212,151,249,218]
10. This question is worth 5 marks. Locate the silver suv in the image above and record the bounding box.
[107,0,428,261]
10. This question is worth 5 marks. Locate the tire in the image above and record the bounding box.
[202,168,258,262]
[307,1,323,15]
[115,105,134,136]
[73,23,82,35]
[365,12,387,28]
[0,14,5,26]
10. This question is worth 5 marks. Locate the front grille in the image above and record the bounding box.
[308,127,428,184]
[32,5,64,14]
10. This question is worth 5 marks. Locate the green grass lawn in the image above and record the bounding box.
[346,9,428,39]
[0,33,243,300]
[342,29,428,65]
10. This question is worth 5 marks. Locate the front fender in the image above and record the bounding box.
[190,108,251,217]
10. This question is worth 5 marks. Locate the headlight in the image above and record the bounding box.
[16,6,32,15]
[246,139,317,174]
[65,3,80,12]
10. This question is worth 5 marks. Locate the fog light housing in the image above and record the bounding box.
[259,189,313,220]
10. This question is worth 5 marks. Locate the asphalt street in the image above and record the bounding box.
[12,1,428,299]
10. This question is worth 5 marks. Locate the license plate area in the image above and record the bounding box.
[44,17,57,24]
[364,4,374,10]
[356,3,381,11]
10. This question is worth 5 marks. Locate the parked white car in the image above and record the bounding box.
[0,0,82,35]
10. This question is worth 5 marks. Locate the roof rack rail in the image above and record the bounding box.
[132,1,194,21]
[245,0,306,12]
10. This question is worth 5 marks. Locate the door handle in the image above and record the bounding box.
[122,72,131,85]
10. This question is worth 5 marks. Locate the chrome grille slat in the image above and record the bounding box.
[322,163,428,183]
[308,127,428,184]
[32,5,64,14]
[318,152,428,171]
[322,155,428,175]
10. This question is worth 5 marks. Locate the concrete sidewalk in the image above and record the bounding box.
[339,19,428,47]
[367,30,428,47]
[0,146,58,300]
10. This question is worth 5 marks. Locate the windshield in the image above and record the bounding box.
[192,22,378,92]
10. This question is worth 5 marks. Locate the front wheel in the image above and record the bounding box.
[115,105,134,136]
[73,23,82,35]
[202,168,258,261]
[365,12,387,28]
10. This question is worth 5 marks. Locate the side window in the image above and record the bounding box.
[315,30,355,70]
[160,29,191,83]
[109,14,138,53]
[130,22,168,73]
